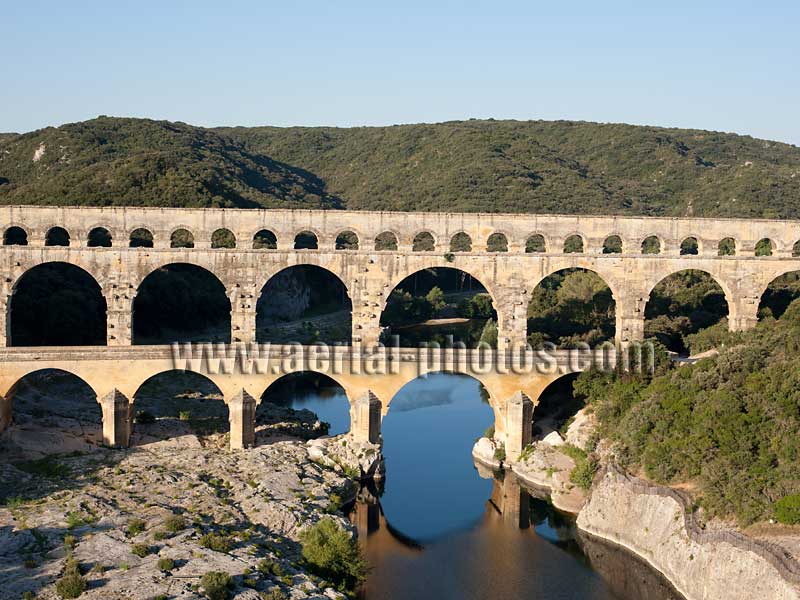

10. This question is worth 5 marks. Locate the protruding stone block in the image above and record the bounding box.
[352,391,382,444]
[505,391,533,462]
[228,389,257,450]
[99,389,132,448]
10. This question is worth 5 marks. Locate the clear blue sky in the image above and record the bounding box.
[3,1,799,145]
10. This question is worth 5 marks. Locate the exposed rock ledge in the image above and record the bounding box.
[578,467,800,600]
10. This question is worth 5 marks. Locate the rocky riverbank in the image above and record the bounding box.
[474,405,800,600]
[0,374,372,600]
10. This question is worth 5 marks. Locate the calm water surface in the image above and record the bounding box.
[280,372,684,600]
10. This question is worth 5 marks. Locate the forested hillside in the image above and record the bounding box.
[1,117,799,217]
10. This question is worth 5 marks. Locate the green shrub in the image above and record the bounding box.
[55,558,86,599]
[179,411,191,421]
[493,444,506,462]
[199,533,232,553]
[164,514,186,533]
[157,557,175,572]
[483,425,495,438]
[775,495,800,524]
[299,518,367,592]
[200,570,233,600]
[126,518,146,537]
[131,543,151,558]
[257,558,284,577]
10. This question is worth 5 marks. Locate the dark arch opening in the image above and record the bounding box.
[756,238,774,257]
[9,262,107,346]
[602,235,622,254]
[87,227,112,247]
[718,238,736,256]
[45,227,70,247]
[253,229,277,249]
[532,373,583,442]
[527,268,615,348]
[170,229,194,249]
[564,235,584,253]
[412,232,435,252]
[4,369,102,449]
[132,371,228,446]
[642,236,660,254]
[256,265,352,345]
[211,228,236,249]
[258,372,349,441]
[487,233,508,252]
[680,237,698,255]
[758,271,800,320]
[375,231,398,251]
[450,232,472,252]
[793,241,800,258]
[335,231,359,250]
[3,226,28,246]
[132,264,231,344]
[381,268,497,348]
[130,228,154,248]
[644,270,729,355]
[526,234,546,253]
[294,231,318,250]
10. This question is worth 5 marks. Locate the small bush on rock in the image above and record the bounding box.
[300,518,367,592]
[157,557,175,572]
[200,570,233,600]
[199,533,232,553]
[55,557,86,599]
[775,495,800,524]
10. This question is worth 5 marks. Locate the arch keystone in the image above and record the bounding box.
[99,389,132,448]
[228,389,257,449]
[352,390,382,444]
[505,391,533,462]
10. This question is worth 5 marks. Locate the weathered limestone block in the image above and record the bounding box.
[228,389,257,449]
[351,390,382,444]
[504,391,533,462]
[98,389,132,448]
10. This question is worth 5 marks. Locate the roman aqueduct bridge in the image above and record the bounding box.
[2,205,799,460]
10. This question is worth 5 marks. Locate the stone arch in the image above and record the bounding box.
[45,226,70,246]
[132,263,231,344]
[253,229,278,249]
[8,262,107,346]
[641,235,661,254]
[87,226,113,247]
[756,270,800,320]
[563,234,584,253]
[450,231,472,252]
[380,266,498,348]
[0,368,102,441]
[170,227,195,249]
[526,267,617,348]
[335,230,359,250]
[258,371,351,438]
[412,231,437,252]
[256,264,352,345]
[644,268,731,354]
[211,228,236,249]
[679,236,700,255]
[375,231,399,251]
[532,372,583,440]
[718,237,736,256]
[3,225,28,246]
[131,370,228,445]
[793,241,800,257]
[486,232,508,252]
[602,235,622,254]
[755,237,775,257]
[294,230,319,250]
[129,227,154,248]
[525,233,547,253]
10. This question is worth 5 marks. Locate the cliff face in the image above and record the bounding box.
[578,469,800,600]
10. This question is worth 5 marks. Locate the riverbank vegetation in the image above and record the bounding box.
[575,299,800,525]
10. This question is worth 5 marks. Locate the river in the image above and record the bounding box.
[272,372,684,600]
